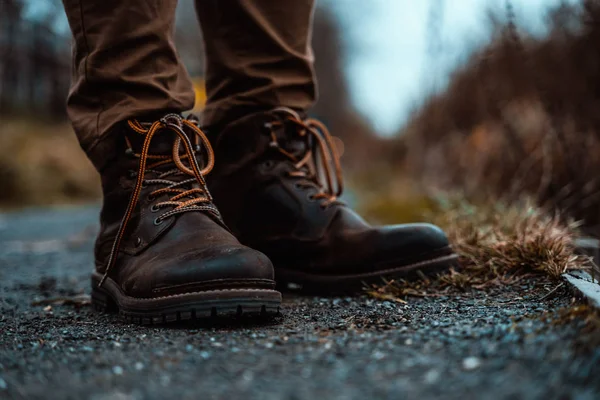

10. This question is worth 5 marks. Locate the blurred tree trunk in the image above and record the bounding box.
[0,0,22,114]
[0,0,69,119]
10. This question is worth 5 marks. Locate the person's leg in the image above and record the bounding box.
[195,0,317,129]
[200,1,458,293]
[62,0,281,322]
[63,0,194,171]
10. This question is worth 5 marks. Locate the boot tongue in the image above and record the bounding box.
[126,129,174,155]
[125,120,195,156]
[268,108,310,159]
[123,116,206,177]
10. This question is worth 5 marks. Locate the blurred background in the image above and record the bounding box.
[2,0,600,235]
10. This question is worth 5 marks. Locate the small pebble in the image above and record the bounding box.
[160,375,171,386]
[424,369,441,384]
[462,357,482,371]
[242,371,254,382]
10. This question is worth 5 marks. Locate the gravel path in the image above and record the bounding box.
[1,205,599,400]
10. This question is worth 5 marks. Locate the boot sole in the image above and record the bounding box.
[91,273,282,325]
[275,247,459,294]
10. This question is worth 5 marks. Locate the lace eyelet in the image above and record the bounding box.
[147,194,155,202]
[153,217,164,226]
[294,182,303,190]
[141,181,148,188]
[134,237,142,247]
[150,204,160,213]
[307,194,316,202]
[263,160,274,169]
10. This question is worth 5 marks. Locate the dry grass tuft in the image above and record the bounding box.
[367,195,592,300]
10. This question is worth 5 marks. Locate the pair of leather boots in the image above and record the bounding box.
[91,109,457,324]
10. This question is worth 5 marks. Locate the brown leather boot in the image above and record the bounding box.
[206,108,458,294]
[91,114,281,324]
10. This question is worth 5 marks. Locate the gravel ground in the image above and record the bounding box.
[1,205,600,400]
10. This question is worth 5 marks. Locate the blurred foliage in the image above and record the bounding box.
[0,120,100,207]
[395,1,600,237]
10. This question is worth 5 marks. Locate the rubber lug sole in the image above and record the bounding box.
[275,248,460,294]
[91,273,282,325]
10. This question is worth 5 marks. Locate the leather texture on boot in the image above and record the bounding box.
[94,115,276,300]
[206,109,456,292]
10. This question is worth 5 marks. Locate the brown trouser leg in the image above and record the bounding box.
[63,0,317,170]
[195,0,317,128]
[62,0,194,171]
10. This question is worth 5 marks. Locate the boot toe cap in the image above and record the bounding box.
[125,245,275,298]
[381,222,450,254]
